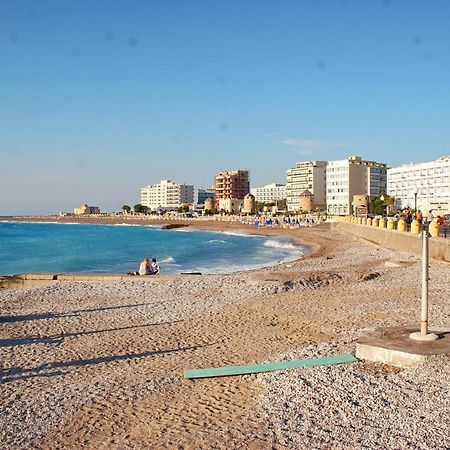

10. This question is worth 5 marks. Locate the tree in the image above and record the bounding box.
[370,193,394,215]
[122,204,131,214]
[134,204,144,214]
[204,207,217,215]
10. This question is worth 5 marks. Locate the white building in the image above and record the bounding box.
[286,161,327,212]
[326,156,387,215]
[251,183,286,204]
[387,156,450,213]
[140,179,194,211]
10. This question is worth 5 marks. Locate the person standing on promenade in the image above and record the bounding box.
[417,210,423,224]
[405,209,412,224]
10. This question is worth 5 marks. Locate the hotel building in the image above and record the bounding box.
[286,161,327,212]
[214,170,250,208]
[326,156,387,215]
[140,179,194,211]
[197,188,215,205]
[251,183,286,204]
[387,156,450,212]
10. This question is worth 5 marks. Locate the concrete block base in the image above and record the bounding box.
[409,331,439,341]
[16,272,61,280]
[356,326,450,367]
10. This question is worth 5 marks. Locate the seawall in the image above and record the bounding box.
[332,221,450,262]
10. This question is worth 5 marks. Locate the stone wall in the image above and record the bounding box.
[332,221,450,262]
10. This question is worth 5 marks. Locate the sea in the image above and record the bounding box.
[0,221,306,276]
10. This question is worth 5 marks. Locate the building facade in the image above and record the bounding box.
[387,156,450,213]
[286,161,327,212]
[140,179,194,211]
[74,204,100,215]
[251,183,286,204]
[218,198,243,214]
[197,188,215,205]
[326,156,387,215]
[214,170,250,208]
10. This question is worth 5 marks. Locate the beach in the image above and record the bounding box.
[1,219,449,449]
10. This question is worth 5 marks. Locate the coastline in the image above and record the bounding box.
[0,215,324,277]
[1,218,449,449]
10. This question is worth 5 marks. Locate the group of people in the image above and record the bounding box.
[403,209,446,226]
[128,257,160,276]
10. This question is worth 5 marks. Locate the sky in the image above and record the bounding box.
[1,0,450,215]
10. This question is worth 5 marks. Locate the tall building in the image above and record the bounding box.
[140,179,194,211]
[251,183,286,204]
[214,170,250,208]
[197,188,215,205]
[286,161,327,212]
[387,156,450,212]
[326,156,387,215]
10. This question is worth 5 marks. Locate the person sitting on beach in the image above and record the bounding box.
[139,257,151,275]
[127,257,151,276]
[149,258,160,275]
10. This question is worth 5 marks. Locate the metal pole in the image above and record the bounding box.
[414,192,417,213]
[420,230,429,335]
[409,228,437,341]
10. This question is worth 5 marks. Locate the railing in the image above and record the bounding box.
[334,215,449,239]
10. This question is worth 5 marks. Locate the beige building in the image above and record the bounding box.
[140,179,194,211]
[326,156,387,215]
[286,161,327,212]
[214,170,250,208]
[242,193,256,214]
[299,190,314,212]
[218,198,243,214]
[74,204,100,215]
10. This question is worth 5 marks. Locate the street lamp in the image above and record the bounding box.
[413,188,418,212]
[380,194,385,216]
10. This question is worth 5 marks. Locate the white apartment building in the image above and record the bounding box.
[251,183,286,203]
[387,156,450,213]
[326,156,387,215]
[286,161,327,212]
[140,179,194,211]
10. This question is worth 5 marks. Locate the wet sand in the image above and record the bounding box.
[1,219,449,449]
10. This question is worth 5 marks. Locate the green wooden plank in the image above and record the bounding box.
[184,354,357,379]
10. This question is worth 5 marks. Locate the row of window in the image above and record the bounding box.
[391,167,448,178]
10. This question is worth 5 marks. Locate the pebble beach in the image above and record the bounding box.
[1,220,449,449]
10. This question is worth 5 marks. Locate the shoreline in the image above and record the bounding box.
[0,215,323,278]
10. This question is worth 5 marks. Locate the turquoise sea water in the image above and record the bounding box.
[0,221,306,275]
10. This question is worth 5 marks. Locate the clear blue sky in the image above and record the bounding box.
[1,0,450,214]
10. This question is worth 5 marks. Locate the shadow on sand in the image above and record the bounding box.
[0,301,166,324]
[0,319,184,348]
[1,344,204,383]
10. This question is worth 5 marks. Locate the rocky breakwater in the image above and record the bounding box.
[161,223,189,230]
